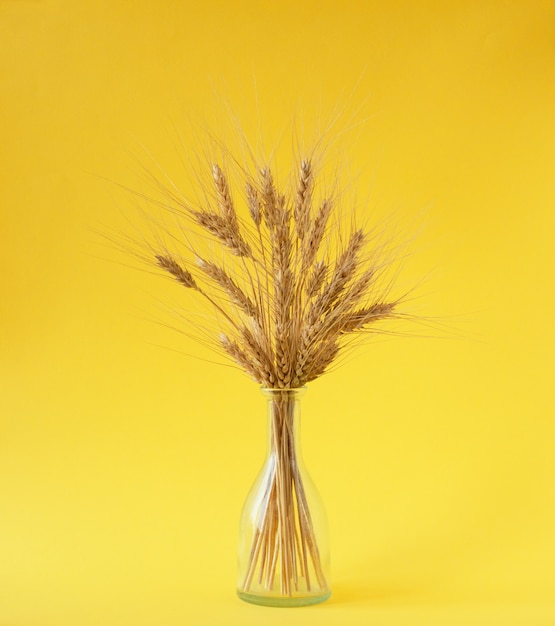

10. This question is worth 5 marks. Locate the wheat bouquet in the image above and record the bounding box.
[145,145,406,606]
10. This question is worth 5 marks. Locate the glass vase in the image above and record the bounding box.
[237,387,331,607]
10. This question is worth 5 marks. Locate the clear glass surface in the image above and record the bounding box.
[237,387,331,607]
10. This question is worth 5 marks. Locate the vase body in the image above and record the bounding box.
[237,387,331,607]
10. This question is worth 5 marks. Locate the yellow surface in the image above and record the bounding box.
[1,1,554,624]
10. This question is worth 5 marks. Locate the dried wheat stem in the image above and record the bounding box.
[196,257,259,319]
[316,228,366,311]
[303,339,340,383]
[240,324,276,388]
[336,301,397,333]
[210,166,263,323]
[257,488,276,584]
[268,526,279,590]
[158,254,250,344]
[243,526,264,591]
[294,159,312,242]
[155,254,197,288]
[306,260,327,298]
[301,198,333,273]
[260,167,280,229]
[212,164,235,222]
[246,181,273,332]
[193,209,252,258]
[220,334,262,383]
[267,192,295,389]
[293,469,311,590]
[246,182,262,228]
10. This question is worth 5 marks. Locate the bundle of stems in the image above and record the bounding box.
[241,389,328,596]
[151,153,405,596]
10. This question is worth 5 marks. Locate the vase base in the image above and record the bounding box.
[237,589,331,608]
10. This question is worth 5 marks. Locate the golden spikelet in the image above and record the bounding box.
[301,198,333,273]
[193,209,252,258]
[306,260,327,298]
[294,159,312,242]
[155,254,197,289]
[246,182,262,227]
[196,257,259,319]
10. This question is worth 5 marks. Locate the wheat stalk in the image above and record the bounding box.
[148,147,410,599]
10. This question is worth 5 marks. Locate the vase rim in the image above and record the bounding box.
[260,386,307,396]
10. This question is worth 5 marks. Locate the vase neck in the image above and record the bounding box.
[262,388,305,459]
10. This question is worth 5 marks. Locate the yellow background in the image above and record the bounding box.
[1,1,554,624]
